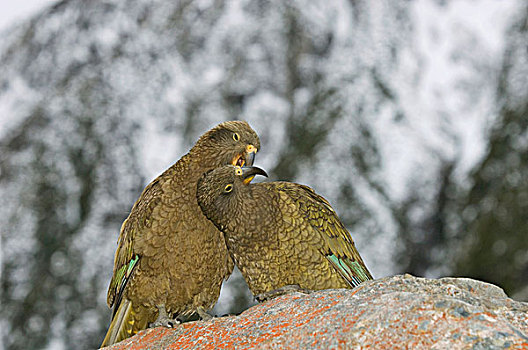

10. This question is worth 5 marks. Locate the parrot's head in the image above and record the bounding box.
[193,120,261,170]
[196,165,268,230]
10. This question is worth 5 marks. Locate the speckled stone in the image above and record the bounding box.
[103,274,528,349]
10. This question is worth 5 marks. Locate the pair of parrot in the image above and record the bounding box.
[101,121,373,347]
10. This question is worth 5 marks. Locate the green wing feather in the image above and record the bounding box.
[278,183,373,287]
[103,179,163,347]
[106,214,140,310]
[109,254,139,317]
[107,178,161,309]
[326,255,372,287]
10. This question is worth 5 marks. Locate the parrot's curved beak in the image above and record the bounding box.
[244,144,258,166]
[241,166,268,185]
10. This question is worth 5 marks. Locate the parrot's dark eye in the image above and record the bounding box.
[232,132,240,141]
[224,184,233,193]
[235,168,243,176]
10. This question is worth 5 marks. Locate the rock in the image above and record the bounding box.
[103,275,528,349]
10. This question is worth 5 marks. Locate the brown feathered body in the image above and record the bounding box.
[101,122,260,347]
[196,166,373,297]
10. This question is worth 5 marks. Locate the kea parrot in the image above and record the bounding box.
[196,165,373,300]
[101,121,260,347]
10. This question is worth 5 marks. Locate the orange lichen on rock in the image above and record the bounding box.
[103,275,528,349]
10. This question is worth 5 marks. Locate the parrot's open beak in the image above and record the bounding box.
[232,144,258,167]
[241,166,268,185]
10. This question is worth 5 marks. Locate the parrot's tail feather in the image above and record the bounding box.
[101,299,146,348]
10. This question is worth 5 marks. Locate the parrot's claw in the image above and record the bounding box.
[150,305,180,328]
[196,306,213,321]
[149,317,179,328]
[255,284,313,302]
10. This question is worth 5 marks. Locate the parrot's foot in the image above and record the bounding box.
[196,306,213,321]
[255,284,313,302]
[150,305,180,328]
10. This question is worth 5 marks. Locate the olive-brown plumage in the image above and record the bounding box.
[101,122,260,347]
[196,166,373,298]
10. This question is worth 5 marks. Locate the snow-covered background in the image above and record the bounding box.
[1,0,527,349]
[0,0,56,31]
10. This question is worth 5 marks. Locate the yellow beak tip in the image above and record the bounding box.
[243,175,255,185]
